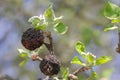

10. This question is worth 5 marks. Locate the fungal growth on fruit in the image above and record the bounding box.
[21,28,61,76]
[21,28,44,50]
[40,54,60,76]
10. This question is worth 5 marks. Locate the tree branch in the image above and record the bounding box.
[68,66,90,80]
[116,32,120,53]
[31,53,43,61]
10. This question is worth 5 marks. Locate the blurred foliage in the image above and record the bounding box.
[71,41,112,80]
[97,68,113,80]
[104,2,120,32]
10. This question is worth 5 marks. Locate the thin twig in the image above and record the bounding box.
[37,56,43,61]
[31,53,43,61]
[44,43,52,52]
[73,66,90,75]
[68,66,90,80]
[44,31,54,55]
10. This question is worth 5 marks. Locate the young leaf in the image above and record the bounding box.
[18,49,28,58]
[36,24,47,30]
[44,4,55,22]
[95,56,112,66]
[19,59,28,67]
[28,16,41,26]
[54,16,63,22]
[53,77,60,80]
[76,41,86,59]
[19,53,28,58]
[92,71,97,78]
[76,41,86,53]
[111,19,120,23]
[104,25,118,32]
[86,52,96,65]
[53,22,68,34]
[62,68,69,80]
[89,69,97,80]
[104,2,120,19]
[71,56,86,66]
[18,49,26,53]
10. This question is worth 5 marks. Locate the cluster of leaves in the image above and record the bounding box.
[18,5,68,67]
[18,49,36,67]
[28,4,68,34]
[62,41,112,80]
[104,2,120,32]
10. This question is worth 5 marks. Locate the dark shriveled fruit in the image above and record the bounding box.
[40,54,60,76]
[21,28,44,50]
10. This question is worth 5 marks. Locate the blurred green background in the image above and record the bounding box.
[0,0,120,80]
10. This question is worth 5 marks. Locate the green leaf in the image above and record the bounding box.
[91,71,97,78]
[19,53,28,58]
[54,16,63,22]
[44,4,55,22]
[76,41,86,53]
[95,56,112,66]
[86,52,96,65]
[71,56,86,66]
[36,23,47,30]
[18,49,27,54]
[76,41,86,59]
[62,68,69,80]
[111,19,120,23]
[37,46,44,54]
[53,77,60,80]
[17,49,28,58]
[104,25,118,32]
[104,2,120,19]
[19,60,28,67]
[28,16,41,26]
[53,22,68,34]
[89,69,97,80]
